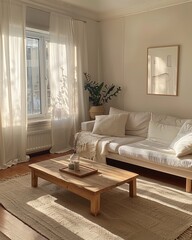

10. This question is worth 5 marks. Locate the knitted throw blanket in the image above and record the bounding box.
[75,131,112,162]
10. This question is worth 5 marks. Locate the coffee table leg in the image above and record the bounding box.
[129,178,137,197]
[31,170,38,188]
[90,194,100,216]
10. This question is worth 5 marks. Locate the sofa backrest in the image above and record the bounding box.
[109,107,151,138]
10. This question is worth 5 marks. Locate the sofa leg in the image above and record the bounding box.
[186,179,192,193]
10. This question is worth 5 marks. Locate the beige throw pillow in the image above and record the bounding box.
[92,114,128,137]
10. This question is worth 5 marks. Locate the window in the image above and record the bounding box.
[26,30,50,118]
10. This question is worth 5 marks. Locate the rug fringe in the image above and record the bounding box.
[175,225,192,240]
[0,172,30,182]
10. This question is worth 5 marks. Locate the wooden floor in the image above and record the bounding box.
[0,151,186,240]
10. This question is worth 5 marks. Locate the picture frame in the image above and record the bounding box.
[147,45,179,96]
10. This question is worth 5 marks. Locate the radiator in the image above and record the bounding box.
[27,120,52,154]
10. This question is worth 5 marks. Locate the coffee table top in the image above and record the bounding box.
[29,155,138,194]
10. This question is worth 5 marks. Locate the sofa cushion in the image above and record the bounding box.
[172,133,192,157]
[109,107,150,137]
[147,121,180,145]
[147,113,188,145]
[107,135,145,153]
[151,113,187,127]
[92,114,128,137]
[118,140,192,169]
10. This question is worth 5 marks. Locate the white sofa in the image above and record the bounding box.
[77,107,192,193]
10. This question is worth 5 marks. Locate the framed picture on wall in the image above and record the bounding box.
[147,45,179,96]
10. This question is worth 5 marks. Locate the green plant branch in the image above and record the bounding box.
[84,73,121,106]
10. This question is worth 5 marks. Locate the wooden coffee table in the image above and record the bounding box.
[29,155,138,216]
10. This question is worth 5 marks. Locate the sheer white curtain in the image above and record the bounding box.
[73,20,89,129]
[0,0,27,169]
[49,13,88,153]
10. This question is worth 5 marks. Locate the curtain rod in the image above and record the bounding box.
[73,18,87,23]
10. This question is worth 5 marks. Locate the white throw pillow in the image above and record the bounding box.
[147,121,180,145]
[92,114,128,137]
[170,120,192,148]
[173,133,192,157]
[109,107,150,137]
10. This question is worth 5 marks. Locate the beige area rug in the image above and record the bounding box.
[0,174,192,240]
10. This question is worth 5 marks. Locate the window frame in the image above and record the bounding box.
[26,29,50,120]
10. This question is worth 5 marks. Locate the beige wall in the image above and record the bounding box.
[86,20,100,83]
[100,2,192,118]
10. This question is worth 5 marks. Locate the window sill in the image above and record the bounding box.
[28,117,51,133]
[28,117,51,125]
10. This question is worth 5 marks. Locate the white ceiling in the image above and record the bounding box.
[60,0,192,19]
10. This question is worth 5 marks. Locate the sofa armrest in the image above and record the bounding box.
[81,120,95,132]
